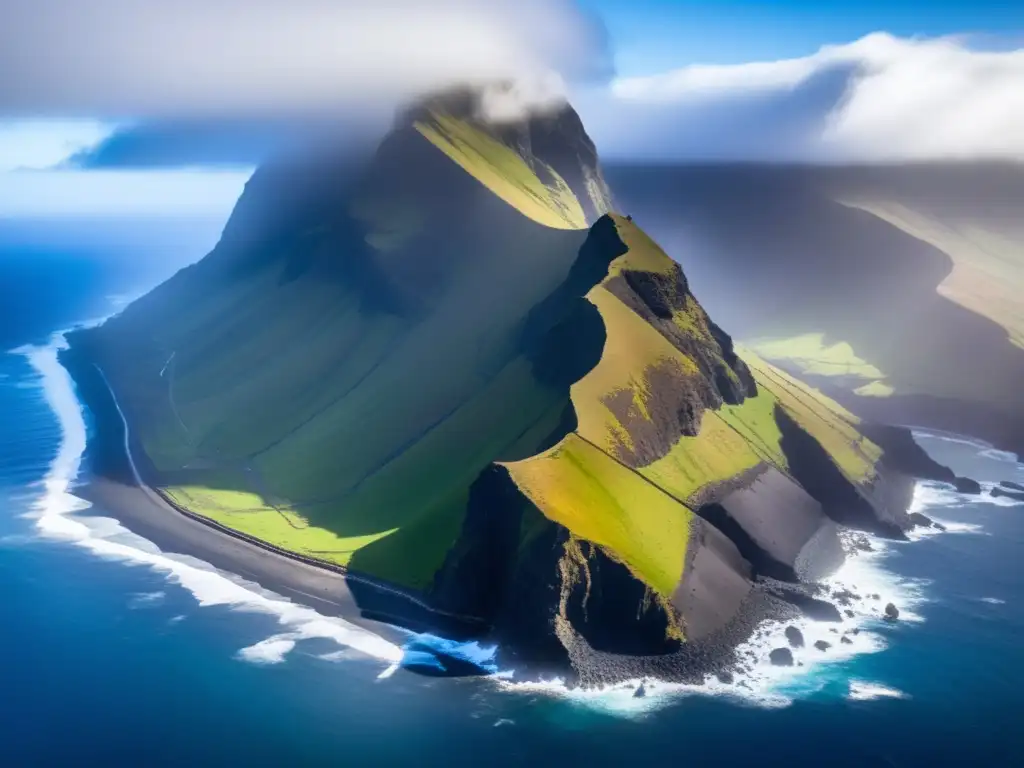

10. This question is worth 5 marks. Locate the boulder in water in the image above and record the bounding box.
[953,477,982,495]
[884,603,900,620]
[992,486,1024,502]
[840,636,853,645]
[769,648,794,667]
[814,640,831,651]
[785,626,805,648]
[908,512,936,528]
[1000,480,1024,492]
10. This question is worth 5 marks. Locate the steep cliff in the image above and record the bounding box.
[65,92,937,682]
[605,163,1024,458]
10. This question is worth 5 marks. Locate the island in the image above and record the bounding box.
[60,87,975,684]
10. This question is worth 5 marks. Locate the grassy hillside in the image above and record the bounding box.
[73,96,907,664]
[605,162,1024,454]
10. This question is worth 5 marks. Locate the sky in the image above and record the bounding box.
[0,0,1022,218]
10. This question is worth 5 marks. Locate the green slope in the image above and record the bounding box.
[76,91,901,657]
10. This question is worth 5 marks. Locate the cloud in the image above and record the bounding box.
[67,118,373,169]
[0,120,113,171]
[598,33,1024,162]
[0,169,249,217]
[0,0,610,120]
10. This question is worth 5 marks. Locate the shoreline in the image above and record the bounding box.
[57,337,490,648]
[29,327,1007,707]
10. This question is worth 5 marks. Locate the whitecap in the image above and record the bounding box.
[979,597,1006,605]
[979,448,1018,463]
[21,331,403,671]
[128,590,166,609]
[238,635,297,665]
[909,481,963,513]
[847,681,910,701]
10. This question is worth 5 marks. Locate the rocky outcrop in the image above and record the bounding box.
[785,626,805,648]
[953,477,982,495]
[992,486,1024,502]
[770,648,794,666]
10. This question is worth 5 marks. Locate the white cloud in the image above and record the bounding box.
[0,0,609,120]
[607,33,1024,161]
[0,169,250,218]
[0,120,114,171]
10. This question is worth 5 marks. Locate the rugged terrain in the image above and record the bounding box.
[605,163,1024,457]
[62,90,961,683]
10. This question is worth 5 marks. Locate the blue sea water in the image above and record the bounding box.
[2,235,1024,766]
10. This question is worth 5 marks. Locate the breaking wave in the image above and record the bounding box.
[18,331,402,672]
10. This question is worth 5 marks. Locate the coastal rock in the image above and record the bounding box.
[884,603,900,620]
[814,640,831,651]
[840,636,853,645]
[1001,481,1024,492]
[785,626,805,648]
[953,477,982,495]
[769,648,794,667]
[908,512,936,528]
[870,594,880,600]
[844,609,855,618]
[833,588,858,605]
[633,682,647,699]
[763,582,842,622]
[992,486,1024,502]
[716,670,734,684]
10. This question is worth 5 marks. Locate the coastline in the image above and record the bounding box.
[56,333,487,648]
[29,326,1017,713]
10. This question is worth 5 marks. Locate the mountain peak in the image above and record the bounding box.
[392,85,613,229]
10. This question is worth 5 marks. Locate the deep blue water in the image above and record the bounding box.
[2,235,1024,766]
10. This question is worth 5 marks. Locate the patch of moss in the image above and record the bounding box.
[415,111,587,230]
[504,433,692,598]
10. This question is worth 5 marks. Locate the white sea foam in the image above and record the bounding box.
[238,635,297,665]
[979,448,1018,463]
[979,597,1006,605]
[847,681,910,701]
[127,590,166,609]
[21,332,402,671]
[20,327,1014,714]
[498,515,934,716]
[909,481,964,512]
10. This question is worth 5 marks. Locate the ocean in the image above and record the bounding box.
[2,233,1023,766]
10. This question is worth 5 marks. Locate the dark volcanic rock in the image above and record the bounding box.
[908,512,936,528]
[814,640,831,651]
[953,477,982,495]
[992,486,1024,502]
[769,648,794,667]
[1002,481,1024,492]
[844,609,855,618]
[840,636,853,645]
[859,423,956,483]
[833,588,858,605]
[884,603,900,620]
[761,582,842,622]
[785,626,805,648]
[633,682,647,699]
[716,670,734,684]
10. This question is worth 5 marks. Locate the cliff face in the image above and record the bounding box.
[69,92,938,681]
[604,163,1024,458]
